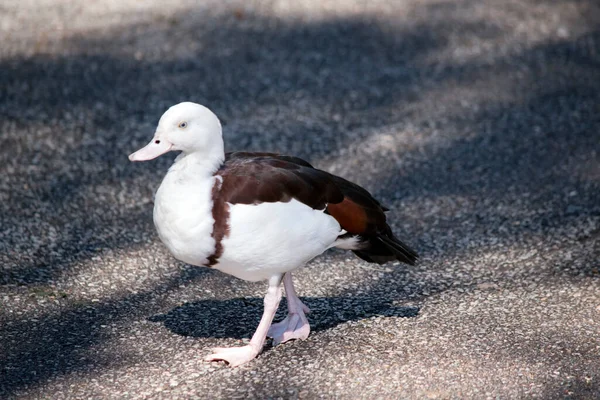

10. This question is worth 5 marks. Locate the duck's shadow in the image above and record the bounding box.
[149,297,419,339]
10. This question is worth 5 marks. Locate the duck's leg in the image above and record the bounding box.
[205,274,283,367]
[267,272,311,345]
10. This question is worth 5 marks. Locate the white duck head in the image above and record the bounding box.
[129,102,224,165]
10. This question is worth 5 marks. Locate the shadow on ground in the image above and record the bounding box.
[149,296,420,339]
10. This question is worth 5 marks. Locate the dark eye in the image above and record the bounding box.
[178,121,188,129]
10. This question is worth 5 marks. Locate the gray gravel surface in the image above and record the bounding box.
[1,0,599,399]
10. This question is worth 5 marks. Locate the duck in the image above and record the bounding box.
[129,102,418,367]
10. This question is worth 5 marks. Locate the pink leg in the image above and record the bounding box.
[205,274,283,367]
[267,272,311,345]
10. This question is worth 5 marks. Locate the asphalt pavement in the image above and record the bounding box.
[1,0,599,398]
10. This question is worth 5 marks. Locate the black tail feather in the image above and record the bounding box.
[353,233,418,266]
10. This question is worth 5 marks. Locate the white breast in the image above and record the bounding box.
[153,165,216,266]
[214,199,344,281]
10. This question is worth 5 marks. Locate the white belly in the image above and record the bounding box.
[214,199,344,281]
[153,171,216,266]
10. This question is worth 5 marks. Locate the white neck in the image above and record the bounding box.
[171,140,225,176]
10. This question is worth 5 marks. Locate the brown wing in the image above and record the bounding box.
[216,152,344,209]
[213,152,418,265]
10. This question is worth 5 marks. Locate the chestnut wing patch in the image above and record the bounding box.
[326,198,369,234]
[325,174,391,235]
